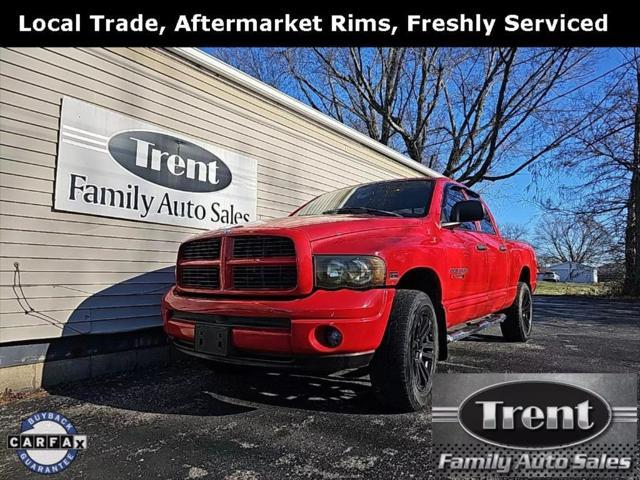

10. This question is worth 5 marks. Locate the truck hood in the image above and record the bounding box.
[192,215,420,242]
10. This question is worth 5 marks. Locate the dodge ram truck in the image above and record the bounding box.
[162,177,537,411]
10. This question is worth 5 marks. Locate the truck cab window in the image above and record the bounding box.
[476,198,496,234]
[295,179,434,217]
[441,186,477,230]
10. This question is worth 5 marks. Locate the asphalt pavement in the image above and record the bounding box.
[1,296,639,479]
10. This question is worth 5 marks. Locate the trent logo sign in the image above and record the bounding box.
[108,131,233,192]
[54,98,257,229]
[455,380,612,449]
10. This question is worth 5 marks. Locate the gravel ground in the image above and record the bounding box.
[1,296,638,479]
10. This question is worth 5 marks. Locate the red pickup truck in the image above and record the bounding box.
[162,177,536,411]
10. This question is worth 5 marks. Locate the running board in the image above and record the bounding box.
[446,314,506,343]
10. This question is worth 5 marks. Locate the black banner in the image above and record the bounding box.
[1,5,638,46]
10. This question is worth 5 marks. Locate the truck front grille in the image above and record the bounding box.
[177,235,298,292]
[232,265,297,290]
[232,236,295,258]
[180,266,220,289]
[181,238,221,260]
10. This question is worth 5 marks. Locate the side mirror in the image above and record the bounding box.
[443,200,485,227]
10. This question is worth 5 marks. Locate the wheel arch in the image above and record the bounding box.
[519,266,531,287]
[396,267,448,360]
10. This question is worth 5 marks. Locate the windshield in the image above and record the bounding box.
[294,179,434,218]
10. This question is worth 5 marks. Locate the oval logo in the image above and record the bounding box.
[107,130,232,192]
[458,381,611,449]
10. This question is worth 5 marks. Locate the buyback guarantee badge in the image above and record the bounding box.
[433,374,638,479]
[7,411,87,475]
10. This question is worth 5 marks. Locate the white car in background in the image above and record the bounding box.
[537,271,560,282]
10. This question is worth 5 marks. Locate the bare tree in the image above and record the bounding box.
[551,49,640,295]
[282,47,445,158]
[211,47,596,187]
[205,47,292,91]
[435,48,597,186]
[533,214,613,266]
[500,223,529,241]
[629,54,640,295]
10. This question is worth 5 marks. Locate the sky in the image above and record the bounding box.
[478,50,625,233]
[202,48,626,238]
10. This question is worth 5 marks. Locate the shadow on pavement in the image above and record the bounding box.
[46,360,389,416]
[203,367,388,415]
[462,333,505,343]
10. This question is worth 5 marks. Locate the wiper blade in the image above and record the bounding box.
[322,207,402,217]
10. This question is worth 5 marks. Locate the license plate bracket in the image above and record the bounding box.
[194,324,229,356]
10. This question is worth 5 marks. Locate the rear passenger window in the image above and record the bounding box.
[441,186,476,231]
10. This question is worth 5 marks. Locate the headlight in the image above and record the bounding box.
[314,255,386,289]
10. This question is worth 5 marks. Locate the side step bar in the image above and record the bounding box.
[446,314,506,343]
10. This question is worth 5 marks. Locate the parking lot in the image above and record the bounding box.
[1,296,639,479]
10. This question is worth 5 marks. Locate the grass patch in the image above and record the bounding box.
[534,281,611,296]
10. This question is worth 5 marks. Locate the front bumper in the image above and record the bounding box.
[172,340,374,371]
[162,286,395,368]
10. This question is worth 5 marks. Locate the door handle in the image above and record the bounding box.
[499,245,507,252]
[476,244,488,251]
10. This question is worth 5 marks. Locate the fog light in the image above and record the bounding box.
[317,326,342,348]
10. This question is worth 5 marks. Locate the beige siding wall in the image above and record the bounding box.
[0,47,426,344]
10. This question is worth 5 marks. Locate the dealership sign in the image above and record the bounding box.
[433,374,637,478]
[54,97,257,229]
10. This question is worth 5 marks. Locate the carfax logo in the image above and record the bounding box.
[7,411,87,475]
[433,374,637,479]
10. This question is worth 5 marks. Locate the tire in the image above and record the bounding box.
[500,281,533,342]
[369,290,439,412]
